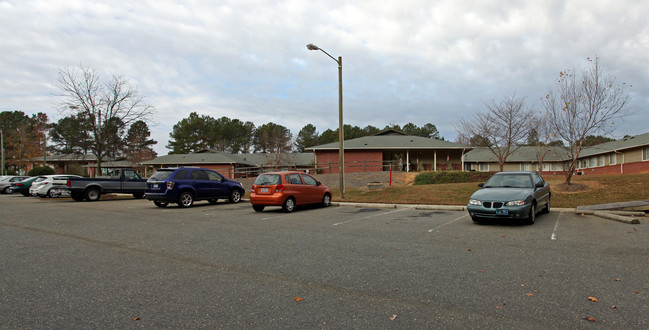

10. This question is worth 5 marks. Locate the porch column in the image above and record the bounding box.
[434,151,437,171]
[406,151,410,172]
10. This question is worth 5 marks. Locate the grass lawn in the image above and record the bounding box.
[332,172,649,208]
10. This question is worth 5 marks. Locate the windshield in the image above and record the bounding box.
[484,174,533,188]
[254,174,281,185]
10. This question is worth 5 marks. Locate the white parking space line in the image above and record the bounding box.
[332,208,413,226]
[551,212,562,240]
[427,214,468,232]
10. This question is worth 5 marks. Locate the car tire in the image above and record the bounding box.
[527,204,536,225]
[22,192,30,197]
[282,197,296,213]
[133,192,145,199]
[71,192,85,201]
[2,187,10,194]
[229,189,242,203]
[48,189,60,198]
[154,201,169,208]
[85,187,101,201]
[252,205,265,212]
[178,191,194,208]
[541,198,550,214]
[322,193,331,207]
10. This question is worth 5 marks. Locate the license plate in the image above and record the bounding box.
[496,209,509,215]
[260,187,269,193]
[151,184,158,189]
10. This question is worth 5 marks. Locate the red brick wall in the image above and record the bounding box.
[575,161,649,176]
[315,150,383,174]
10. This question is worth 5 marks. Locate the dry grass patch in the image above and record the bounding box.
[335,172,649,208]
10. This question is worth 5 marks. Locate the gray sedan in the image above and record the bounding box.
[467,171,551,225]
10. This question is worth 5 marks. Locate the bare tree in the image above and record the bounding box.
[457,94,535,171]
[543,57,632,184]
[58,65,155,174]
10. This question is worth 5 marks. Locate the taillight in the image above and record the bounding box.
[66,180,71,187]
[166,181,174,189]
[251,184,257,190]
[275,184,284,192]
[15,183,23,187]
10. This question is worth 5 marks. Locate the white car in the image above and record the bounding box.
[30,174,82,198]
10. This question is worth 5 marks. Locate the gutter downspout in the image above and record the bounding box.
[615,150,624,174]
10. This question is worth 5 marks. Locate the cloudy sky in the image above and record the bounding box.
[1,0,648,155]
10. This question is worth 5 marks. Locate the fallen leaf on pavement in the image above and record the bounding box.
[526,293,534,296]
[390,314,398,321]
[588,297,598,302]
[584,316,595,322]
[294,297,303,302]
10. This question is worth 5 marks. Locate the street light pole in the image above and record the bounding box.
[307,43,345,198]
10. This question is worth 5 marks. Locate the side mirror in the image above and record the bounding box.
[535,182,544,188]
[316,181,321,186]
[478,183,484,187]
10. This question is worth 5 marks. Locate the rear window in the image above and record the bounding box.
[149,169,174,181]
[254,174,281,185]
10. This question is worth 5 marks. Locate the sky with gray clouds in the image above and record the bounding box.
[1,0,648,155]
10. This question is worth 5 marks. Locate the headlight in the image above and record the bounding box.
[505,200,526,206]
[468,199,481,205]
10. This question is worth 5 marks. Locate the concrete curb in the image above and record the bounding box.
[576,210,642,224]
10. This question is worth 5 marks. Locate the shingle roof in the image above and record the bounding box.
[307,135,469,150]
[141,151,314,167]
[579,132,649,157]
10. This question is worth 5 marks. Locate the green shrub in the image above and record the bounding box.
[414,171,494,185]
[28,166,55,176]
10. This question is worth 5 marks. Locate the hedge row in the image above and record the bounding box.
[414,171,494,185]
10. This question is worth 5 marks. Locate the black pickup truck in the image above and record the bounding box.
[58,168,148,201]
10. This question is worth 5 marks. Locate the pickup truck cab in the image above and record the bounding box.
[63,168,147,201]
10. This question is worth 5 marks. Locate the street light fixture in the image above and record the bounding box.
[307,43,345,198]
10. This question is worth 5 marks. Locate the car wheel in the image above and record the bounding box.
[282,197,296,213]
[252,205,265,212]
[178,191,194,208]
[154,201,169,208]
[541,198,551,214]
[71,192,85,201]
[527,204,536,225]
[22,192,30,197]
[229,189,242,203]
[322,193,331,207]
[48,189,60,198]
[85,187,101,201]
[2,186,10,194]
[208,199,218,204]
[133,192,145,199]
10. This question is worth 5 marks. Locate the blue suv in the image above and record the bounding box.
[146,167,245,208]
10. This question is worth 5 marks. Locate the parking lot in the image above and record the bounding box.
[1,194,648,328]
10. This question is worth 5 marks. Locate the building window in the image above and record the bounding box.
[589,156,597,167]
[610,153,616,165]
[597,155,605,166]
[478,163,489,172]
[551,163,563,171]
[644,147,649,161]
[540,163,550,171]
[520,163,531,171]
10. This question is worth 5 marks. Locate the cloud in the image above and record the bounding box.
[1,0,648,155]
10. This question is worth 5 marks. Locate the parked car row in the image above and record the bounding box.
[2,167,334,214]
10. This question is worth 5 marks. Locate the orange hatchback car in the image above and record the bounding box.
[250,171,332,212]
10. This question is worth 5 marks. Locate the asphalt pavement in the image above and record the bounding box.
[1,194,647,328]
